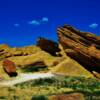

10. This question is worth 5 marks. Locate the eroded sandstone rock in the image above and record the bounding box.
[57,25,100,73]
[37,37,61,56]
[2,59,17,77]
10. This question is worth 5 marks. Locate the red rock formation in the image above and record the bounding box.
[49,93,85,100]
[23,60,47,68]
[37,37,61,56]
[2,59,17,77]
[22,60,47,72]
[57,25,100,73]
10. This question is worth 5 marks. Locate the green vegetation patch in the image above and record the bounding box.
[0,76,100,100]
[16,76,100,94]
[21,66,48,72]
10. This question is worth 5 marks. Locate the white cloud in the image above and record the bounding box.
[14,24,19,27]
[89,23,98,29]
[42,17,49,22]
[28,17,49,26]
[28,20,40,25]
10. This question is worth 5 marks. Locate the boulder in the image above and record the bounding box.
[2,59,17,77]
[37,37,61,56]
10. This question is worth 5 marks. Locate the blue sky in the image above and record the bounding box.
[0,0,100,47]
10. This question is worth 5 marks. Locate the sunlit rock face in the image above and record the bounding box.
[57,25,100,74]
[2,59,17,77]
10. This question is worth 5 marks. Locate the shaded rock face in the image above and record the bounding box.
[25,60,46,67]
[57,25,100,73]
[22,60,47,72]
[37,37,61,56]
[2,59,17,77]
[49,93,85,100]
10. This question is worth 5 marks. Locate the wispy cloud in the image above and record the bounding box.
[28,20,40,25]
[89,23,98,29]
[28,17,49,26]
[41,17,49,22]
[14,23,19,27]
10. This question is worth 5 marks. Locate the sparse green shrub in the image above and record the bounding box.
[0,55,5,60]
[0,96,7,99]
[31,95,48,100]
[22,66,48,72]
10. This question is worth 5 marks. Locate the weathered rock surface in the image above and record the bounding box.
[24,60,46,67]
[57,25,100,73]
[21,60,48,72]
[49,93,85,100]
[0,44,9,50]
[0,45,42,59]
[37,37,61,56]
[2,59,17,77]
[6,51,61,68]
[52,57,93,77]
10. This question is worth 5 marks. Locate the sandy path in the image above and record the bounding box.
[0,73,54,86]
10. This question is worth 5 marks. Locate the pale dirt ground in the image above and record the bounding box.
[0,72,54,86]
